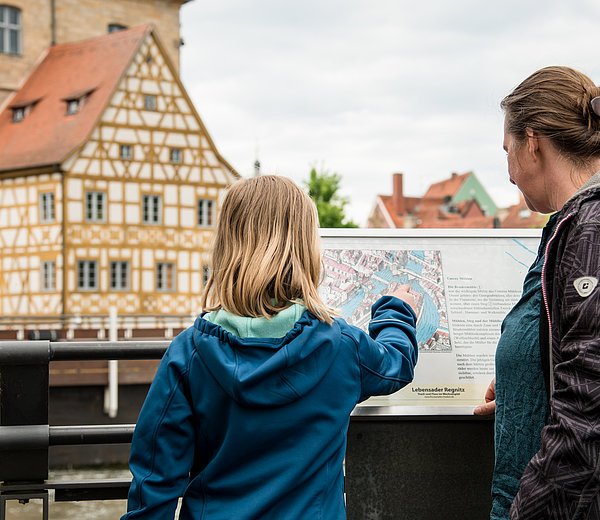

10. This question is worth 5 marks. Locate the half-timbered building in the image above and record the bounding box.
[0,25,238,338]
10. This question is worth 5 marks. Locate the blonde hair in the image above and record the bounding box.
[201,175,334,324]
[501,66,600,166]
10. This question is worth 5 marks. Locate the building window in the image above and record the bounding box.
[108,23,128,33]
[202,265,210,287]
[41,261,56,291]
[142,195,161,224]
[110,261,129,290]
[170,148,182,164]
[198,199,215,227]
[65,98,81,115]
[144,95,157,111]
[62,90,93,115]
[120,144,133,161]
[40,193,55,223]
[156,262,175,291]
[86,191,105,222]
[0,5,21,55]
[12,106,25,122]
[77,260,97,290]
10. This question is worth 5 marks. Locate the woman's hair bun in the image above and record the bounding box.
[592,96,600,117]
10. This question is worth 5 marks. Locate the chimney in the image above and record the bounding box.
[393,173,405,215]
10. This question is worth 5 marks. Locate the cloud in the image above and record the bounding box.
[180,0,600,224]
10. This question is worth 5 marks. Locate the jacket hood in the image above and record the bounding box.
[192,312,341,408]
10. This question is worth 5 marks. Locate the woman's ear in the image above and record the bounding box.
[525,127,540,161]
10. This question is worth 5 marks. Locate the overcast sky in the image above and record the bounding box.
[179,0,600,224]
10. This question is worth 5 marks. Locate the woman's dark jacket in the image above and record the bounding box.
[511,173,600,519]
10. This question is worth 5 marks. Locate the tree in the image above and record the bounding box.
[304,167,358,228]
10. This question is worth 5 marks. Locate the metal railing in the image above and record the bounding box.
[1,339,495,520]
[0,340,169,520]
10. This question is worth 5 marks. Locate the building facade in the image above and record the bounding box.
[0,0,189,106]
[0,25,237,338]
[368,172,499,228]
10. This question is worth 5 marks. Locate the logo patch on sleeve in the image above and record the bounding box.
[573,276,598,297]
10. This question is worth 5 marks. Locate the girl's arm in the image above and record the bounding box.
[347,295,418,401]
[122,338,195,520]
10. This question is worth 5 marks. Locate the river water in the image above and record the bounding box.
[5,468,132,519]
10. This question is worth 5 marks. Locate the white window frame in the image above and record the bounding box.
[144,94,157,111]
[66,98,81,115]
[170,148,182,164]
[110,261,129,291]
[198,199,215,227]
[77,260,98,290]
[142,194,161,224]
[156,262,175,292]
[120,144,133,161]
[85,191,106,222]
[0,5,21,55]
[41,261,56,291]
[108,23,128,33]
[40,192,55,223]
[12,106,25,122]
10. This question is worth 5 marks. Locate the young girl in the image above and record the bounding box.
[122,175,418,520]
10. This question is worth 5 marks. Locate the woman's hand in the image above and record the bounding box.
[474,378,496,415]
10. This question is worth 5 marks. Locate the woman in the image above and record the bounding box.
[122,175,418,519]
[475,66,600,519]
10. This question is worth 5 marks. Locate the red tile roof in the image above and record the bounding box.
[375,171,497,229]
[378,194,495,228]
[423,172,470,199]
[0,25,150,172]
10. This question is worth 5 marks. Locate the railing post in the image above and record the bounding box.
[104,307,119,418]
[0,341,49,482]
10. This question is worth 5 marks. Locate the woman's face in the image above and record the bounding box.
[503,120,553,213]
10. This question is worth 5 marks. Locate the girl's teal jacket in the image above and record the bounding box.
[122,296,417,520]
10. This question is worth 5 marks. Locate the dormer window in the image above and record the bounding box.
[108,23,128,33]
[9,98,38,123]
[0,5,21,55]
[62,88,95,116]
[66,98,80,115]
[12,106,25,122]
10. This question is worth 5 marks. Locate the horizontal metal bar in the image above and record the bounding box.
[0,425,49,451]
[351,405,494,420]
[0,425,135,450]
[0,341,49,365]
[49,425,135,445]
[319,227,543,238]
[49,341,169,360]
[53,479,131,502]
[1,478,132,502]
[0,314,191,320]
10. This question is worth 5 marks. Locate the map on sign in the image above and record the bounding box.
[320,249,451,352]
